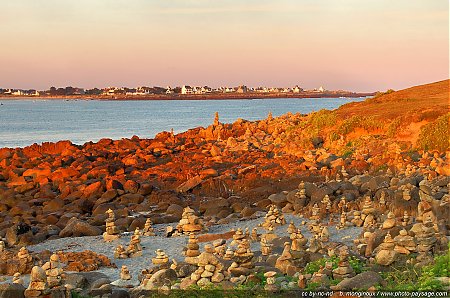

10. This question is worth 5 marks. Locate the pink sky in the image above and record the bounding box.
[0,0,448,92]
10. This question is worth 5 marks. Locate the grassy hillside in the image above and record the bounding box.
[283,80,449,152]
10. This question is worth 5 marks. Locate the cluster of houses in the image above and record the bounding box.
[1,85,327,97]
[100,85,313,96]
[0,89,40,96]
[178,85,323,95]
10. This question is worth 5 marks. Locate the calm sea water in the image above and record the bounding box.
[0,97,365,148]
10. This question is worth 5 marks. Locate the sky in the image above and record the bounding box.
[0,0,448,92]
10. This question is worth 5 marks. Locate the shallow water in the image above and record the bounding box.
[0,97,364,148]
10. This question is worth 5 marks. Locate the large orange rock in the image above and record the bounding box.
[82,181,104,199]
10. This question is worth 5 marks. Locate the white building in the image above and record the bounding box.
[293,85,303,93]
[181,85,193,94]
[165,86,174,94]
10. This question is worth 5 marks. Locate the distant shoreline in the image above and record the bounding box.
[0,91,375,101]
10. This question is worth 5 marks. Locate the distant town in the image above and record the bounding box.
[0,85,375,100]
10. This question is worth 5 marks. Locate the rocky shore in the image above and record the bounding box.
[0,80,448,297]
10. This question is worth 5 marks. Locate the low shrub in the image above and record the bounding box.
[417,113,449,151]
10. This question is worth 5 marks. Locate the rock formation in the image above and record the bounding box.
[375,233,397,266]
[143,218,156,236]
[24,266,49,298]
[228,239,254,277]
[190,244,225,287]
[176,207,205,234]
[332,247,355,279]
[42,253,64,288]
[152,249,170,266]
[184,234,200,264]
[103,209,120,242]
[261,205,286,229]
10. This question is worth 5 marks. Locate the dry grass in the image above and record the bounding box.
[336,79,449,120]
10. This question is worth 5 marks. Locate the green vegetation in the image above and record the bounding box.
[308,110,337,131]
[374,89,395,98]
[304,256,338,274]
[417,113,450,151]
[329,131,340,142]
[387,117,402,138]
[380,244,450,291]
[304,255,366,275]
[342,149,354,159]
[303,110,337,142]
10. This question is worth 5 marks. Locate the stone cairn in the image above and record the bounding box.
[287,221,297,235]
[184,234,200,265]
[126,228,143,258]
[354,231,373,257]
[250,228,259,242]
[414,220,438,264]
[381,211,397,230]
[13,272,24,284]
[294,181,308,212]
[120,265,131,280]
[378,191,387,212]
[143,218,156,236]
[213,112,220,126]
[337,197,347,213]
[361,196,376,228]
[337,212,347,230]
[308,219,322,236]
[223,248,234,261]
[289,229,308,265]
[111,264,137,288]
[296,181,307,201]
[341,166,349,180]
[393,229,416,255]
[375,232,397,266]
[260,236,273,256]
[402,211,411,227]
[332,247,355,279]
[24,266,49,298]
[176,206,205,235]
[244,227,250,239]
[18,246,33,273]
[230,228,247,247]
[213,239,226,257]
[228,239,254,277]
[42,253,64,288]
[319,225,330,243]
[0,240,5,254]
[308,235,322,254]
[264,271,279,292]
[152,249,170,267]
[310,266,329,286]
[310,203,321,221]
[402,187,412,201]
[18,246,32,262]
[321,195,332,215]
[351,211,364,227]
[114,228,143,259]
[190,244,225,287]
[260,205,286,229]
[103,209,120,242]
[275,242,294,274]
[114,245,128,259]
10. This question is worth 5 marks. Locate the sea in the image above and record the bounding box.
[0,97,365,148]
